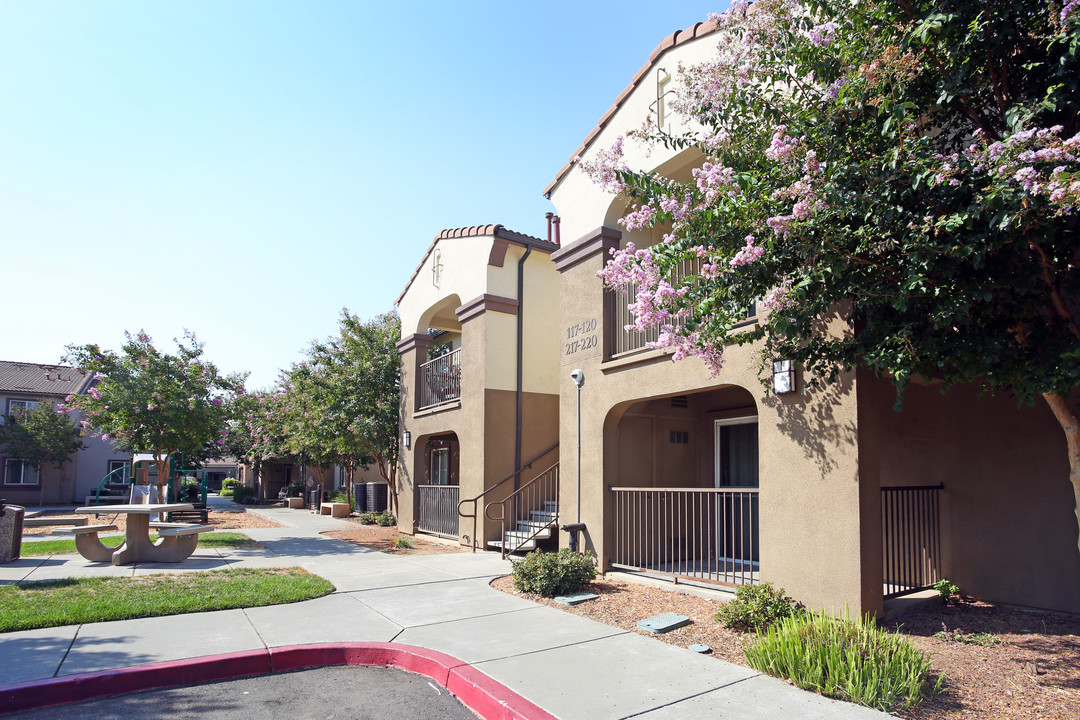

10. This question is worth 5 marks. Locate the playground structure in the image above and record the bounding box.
[90,454,210,523]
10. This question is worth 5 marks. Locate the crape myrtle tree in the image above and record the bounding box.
[287,310,403,513]
[0,402,86,490]
[63,331,240,503]
[580,1,1080,546]
[225,389,294,500]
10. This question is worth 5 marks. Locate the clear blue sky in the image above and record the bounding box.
[1,1,724,389]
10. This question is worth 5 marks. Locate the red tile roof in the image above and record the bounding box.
[395,225,557,306]
[541,19,719,198]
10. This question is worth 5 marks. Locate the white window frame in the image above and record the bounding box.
[4,458,40,486]
[431,448,450,486]
[107,460,129,483]
[6,399,40,415]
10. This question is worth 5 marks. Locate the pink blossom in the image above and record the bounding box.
[730,236,764,267]
[212,398,223,406]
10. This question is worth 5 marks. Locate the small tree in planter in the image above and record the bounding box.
[64,331,240,504]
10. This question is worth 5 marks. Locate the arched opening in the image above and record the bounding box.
[606,384,760,586]
[415,295,463,411]
[415,432,460,538]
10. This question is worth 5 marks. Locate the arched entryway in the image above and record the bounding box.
[606,385,759,587]
[415,432,460,538]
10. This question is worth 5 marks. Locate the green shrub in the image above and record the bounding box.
[392,536,415,549]
[511,549,597,597]
[716,582,801,632]
[357,512,379,525]
[745,610,941,711]
[218,488,234,497]
[180,477,201,502]
[232,485,256,504]
[222,478,238,490]
[933,578,960,603]
[376,510,396,527]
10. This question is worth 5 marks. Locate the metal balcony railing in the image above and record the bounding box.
[419,348,461,410]
[610,486,759,586]
[417,484,460,538]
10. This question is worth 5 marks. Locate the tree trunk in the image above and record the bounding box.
[1041,391,1080,554]
[376,455,398,516]
[344,465,354,508]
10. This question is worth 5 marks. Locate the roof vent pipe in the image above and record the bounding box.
[545,212,554,244]
[553,215,561,246]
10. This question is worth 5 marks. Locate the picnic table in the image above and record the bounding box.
[64,503,213,565]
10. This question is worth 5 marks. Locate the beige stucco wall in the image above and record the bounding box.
[554,237,874,614]
[548,32,717,242]
[397,231,561,545]
[857,370,1080,613]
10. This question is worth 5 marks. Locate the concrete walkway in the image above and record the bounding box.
[0,501,890,720]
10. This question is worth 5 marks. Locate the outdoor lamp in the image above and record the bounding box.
[772,359,795,394]
[402,429,412,449]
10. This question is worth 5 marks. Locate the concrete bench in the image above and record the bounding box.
[24,517,88,528]
[51,524,120,562]
[155,524,214,537]
[285,497,304,509]
[52,524,118,535]
[319,502,350,518]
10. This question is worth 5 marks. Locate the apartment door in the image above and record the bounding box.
[714,417,760,566]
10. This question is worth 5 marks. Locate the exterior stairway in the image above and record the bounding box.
[487,499,558,554]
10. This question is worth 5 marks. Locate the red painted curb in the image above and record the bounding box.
[449,663,560,720]
[0,643,560,720]
[0,650,271,715]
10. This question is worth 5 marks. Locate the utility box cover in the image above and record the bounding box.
[637,613,692,634]
[554,592,599,606]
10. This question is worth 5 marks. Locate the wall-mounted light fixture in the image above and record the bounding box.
[772,360,796,394]
[402,429,412,449]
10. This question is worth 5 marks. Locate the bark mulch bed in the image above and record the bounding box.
[323,525,468,555]
[492,575,1080,719]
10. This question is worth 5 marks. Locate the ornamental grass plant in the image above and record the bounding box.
[744,609,941,711]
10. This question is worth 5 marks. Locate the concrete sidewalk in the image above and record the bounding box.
[0,502,889,719]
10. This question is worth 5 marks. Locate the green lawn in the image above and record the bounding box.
[0,568,334,632]
[20,532,261,556]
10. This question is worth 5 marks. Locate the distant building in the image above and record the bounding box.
[0,360,128,506]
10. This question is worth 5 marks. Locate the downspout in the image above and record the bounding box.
[515,243,533,489]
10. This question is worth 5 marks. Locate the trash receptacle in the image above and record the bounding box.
[0,500,25,563]
[309,490,321,512]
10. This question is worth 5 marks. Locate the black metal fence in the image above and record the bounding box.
[881,484,944,598]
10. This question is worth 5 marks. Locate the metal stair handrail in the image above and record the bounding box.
[457,441,558,552]
[485,461,559,559]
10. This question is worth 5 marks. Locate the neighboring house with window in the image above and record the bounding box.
[0,360,128,505]
[539,19,1079,616]
[396,225,561,548]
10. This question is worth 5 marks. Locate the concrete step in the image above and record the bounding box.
[529,510,557,522]
[487,538,537,552]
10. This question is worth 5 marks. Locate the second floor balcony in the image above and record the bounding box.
[418,347,462,410]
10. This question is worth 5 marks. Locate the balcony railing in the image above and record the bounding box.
[419,348,461,410]
[417,484,460,538]
[605,258,700,359]
[610,486,759,586]
[882,484,944,598]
